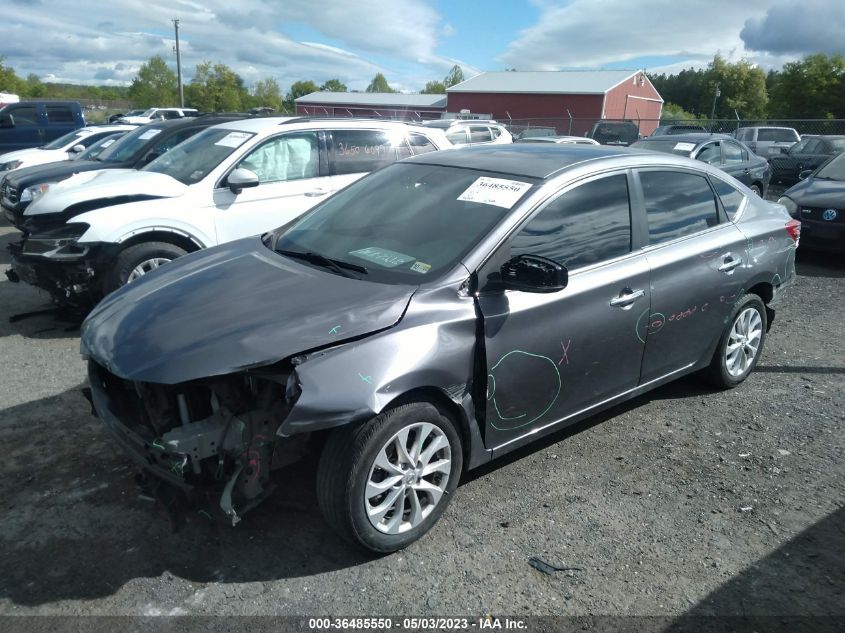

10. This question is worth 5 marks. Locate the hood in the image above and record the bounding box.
[3,159,110,191]
[81,237,417,384]
[0,147,42,164]
[784,177,845,207]
[25,169,186,216]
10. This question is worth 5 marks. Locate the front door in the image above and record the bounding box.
[477,172,649,448]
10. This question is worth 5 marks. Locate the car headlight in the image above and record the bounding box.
[777,196,799,217]
[0,160,23,171]
[22,223,91,259]
[21,182,54,203]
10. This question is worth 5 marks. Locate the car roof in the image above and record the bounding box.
[422,119,499,129]
[212,116,444,135]
[405,143,655,179]
[637,133,731,144]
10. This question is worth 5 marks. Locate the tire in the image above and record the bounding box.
[316,402,463,553]
[750,183,762,197]
[704,293,767,389]
[105,241,187,293]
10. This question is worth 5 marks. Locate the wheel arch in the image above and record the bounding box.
[115,228,206,253]
[746,281,775,331]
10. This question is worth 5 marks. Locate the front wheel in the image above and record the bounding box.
[750,183,763,197]
[704,293,767,389]
[316,402,463,553]
[105,241,187,293]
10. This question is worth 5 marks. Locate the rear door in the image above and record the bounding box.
[635,168,750,382]
[477,171,649,448]
[44,105,78,143]
[721,140,754,186]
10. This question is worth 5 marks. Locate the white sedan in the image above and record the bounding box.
[0,124,136,174]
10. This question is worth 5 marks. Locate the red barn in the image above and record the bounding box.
[446,70,663,136]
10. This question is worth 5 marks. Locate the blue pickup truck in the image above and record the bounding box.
[0,101,85,153]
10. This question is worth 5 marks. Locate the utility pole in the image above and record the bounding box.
[173,18,184,107]
[709,83,720,129]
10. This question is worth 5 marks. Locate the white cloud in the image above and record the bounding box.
[740,0,845,56]
[499,0,776,69]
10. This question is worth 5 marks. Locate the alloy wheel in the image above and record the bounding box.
[127,257,172,282]
[725,307,763,377]
[364,422,452,534]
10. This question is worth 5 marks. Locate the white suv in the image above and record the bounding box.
[422,119,512,146]
[119,108,199,124]
[13,117,451,305]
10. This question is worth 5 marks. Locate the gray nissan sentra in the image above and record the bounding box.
[81,144,800,552]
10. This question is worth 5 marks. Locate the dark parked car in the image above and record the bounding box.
[1,114,244,231]
[82,144,798,552]
[631,134,771,196]
[650,124,707,136]
[0,101,85,152]
[587,120,640,146]
[778,152,845,252]
[769,135,845,185]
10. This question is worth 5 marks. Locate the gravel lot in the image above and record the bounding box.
[0,214,842,619]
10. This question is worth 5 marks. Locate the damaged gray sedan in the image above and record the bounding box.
[82,144,799,552]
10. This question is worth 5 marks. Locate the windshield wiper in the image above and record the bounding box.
[276,249,367,278]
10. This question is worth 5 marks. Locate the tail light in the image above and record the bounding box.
[785,219,801,245]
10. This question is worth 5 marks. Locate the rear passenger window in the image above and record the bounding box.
[491,127,502,140]
[723,142,744,164]
[696,143,721,165]
[8,106,38,124]
[330,130,400,175]
[510,174,631,269]
[446,129,468,144]
[408,133,437,154]
[46,106,74,123]
[640,171,719,244]
[469,126,493,143]
[711,178,745,220]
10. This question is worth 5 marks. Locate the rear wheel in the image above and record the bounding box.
[704,293,767,389]
[316,402,463,553]
[105,241,187,293]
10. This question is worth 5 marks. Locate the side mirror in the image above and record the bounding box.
[71,144,85,154]
[0,114,14,128]
[798,169,812,181]
[499,254,568,293]
[228,167,260,194]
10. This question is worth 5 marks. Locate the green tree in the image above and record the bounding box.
[698,55,768,120]
[283,79,319,113]
[650,67,707,115]
[185,62,249,112]
[127,55,177,107]
[320,78,347,92]
[365,72,395,93]
[250,77,283,111]
[422,80,446,94]
[24,73,46,98]
[768,54,845,118]
[443,64,464,88]
[660,103,702,122]
[0,57,26,95]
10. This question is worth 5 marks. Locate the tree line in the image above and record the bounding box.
[5,52,843,121]
[651,53,845,121]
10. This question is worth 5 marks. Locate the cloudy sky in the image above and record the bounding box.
[1,0,843,92]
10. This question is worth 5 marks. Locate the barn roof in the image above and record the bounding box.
[446,70,642,95]
[295,92,448,108]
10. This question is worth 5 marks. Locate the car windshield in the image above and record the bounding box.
[73,133,126,161]
[96,125,164,163]
[815,153,845,181]
[630,139,695,156]
[41,129,88,150]
[829,139,845,150]
[270,163,539,285]
[139,109,157,117]
[143,127,255,185]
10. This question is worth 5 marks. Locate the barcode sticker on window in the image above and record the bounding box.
[457,177,532,208]
[215,132,252,148]
[138,129,162,140]
[673,142,696,151]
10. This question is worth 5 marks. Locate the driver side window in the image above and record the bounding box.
[696,142,721,165]
[237,132,319,183]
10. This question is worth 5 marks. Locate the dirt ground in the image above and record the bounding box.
[0,216,842,620]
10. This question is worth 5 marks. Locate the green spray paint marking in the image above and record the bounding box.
[152,439,166,451]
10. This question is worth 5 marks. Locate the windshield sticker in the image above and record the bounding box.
[100,139,116,148]
[215,131,252,148]
[410,261,432,274]
[457,177,532,209]
[138,129,162,140]
[673,142,696,151]
[349,246,415,268]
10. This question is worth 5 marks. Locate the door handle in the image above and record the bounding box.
[609,288,645,307]
[304,189,328,197]
[718,256,743,272]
